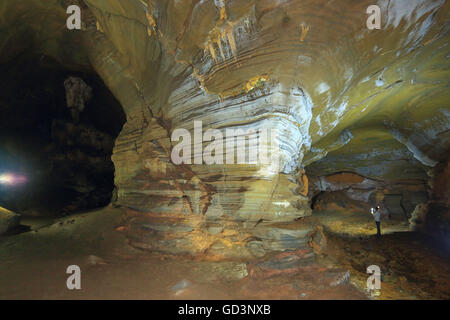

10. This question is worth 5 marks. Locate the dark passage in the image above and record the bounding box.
[0,54,126,217]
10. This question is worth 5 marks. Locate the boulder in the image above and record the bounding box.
[0,206,21,236]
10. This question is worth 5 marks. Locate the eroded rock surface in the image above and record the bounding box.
[0,0,449,256]
[0,206,20,236]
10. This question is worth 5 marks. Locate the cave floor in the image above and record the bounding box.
[313,209,411,237]
[0,207,448,300]
[314,209,450,299]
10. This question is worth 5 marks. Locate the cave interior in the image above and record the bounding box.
[0,0,449,300]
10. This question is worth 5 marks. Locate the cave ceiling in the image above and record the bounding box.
[2,0,448,182]
[0,0,449,220]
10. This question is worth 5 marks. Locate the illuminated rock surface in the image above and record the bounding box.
[0,206,20,235]
[0,0,449,256]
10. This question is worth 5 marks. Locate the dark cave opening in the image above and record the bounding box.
[310,191,324,210]
[0,53,126,217]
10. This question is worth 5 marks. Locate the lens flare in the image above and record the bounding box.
[0,173,27,185]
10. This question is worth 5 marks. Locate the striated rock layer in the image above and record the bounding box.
[1,0,449,256]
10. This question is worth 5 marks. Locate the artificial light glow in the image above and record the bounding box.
[0,173,27,185]
[0,174,12,183]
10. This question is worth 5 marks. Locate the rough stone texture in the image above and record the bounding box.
[0,206,20,235]
[247,248,315,279]
[309,172,429,219]
[423,156,450,235]
[1,0,449,255]
[64,77,93,123]
[0,53,125,217]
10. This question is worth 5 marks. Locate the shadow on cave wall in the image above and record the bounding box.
[0,53,126,217]
[305,170,430,223]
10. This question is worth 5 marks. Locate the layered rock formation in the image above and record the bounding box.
[1,0,449,256]
[417,156,450,235]
[308,172,428,220]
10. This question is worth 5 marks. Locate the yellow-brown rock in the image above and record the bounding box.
[1,0,448,256]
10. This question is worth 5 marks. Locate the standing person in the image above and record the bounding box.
[371,206,382,236]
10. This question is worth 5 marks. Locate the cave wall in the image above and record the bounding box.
[0,53,125,216]
[424,156,450,234]
[84,0,449,256]
[308,171,428,220]
[1,0,449,255]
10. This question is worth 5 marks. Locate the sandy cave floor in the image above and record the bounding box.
[313,209,450,299]
[0,207,449,300]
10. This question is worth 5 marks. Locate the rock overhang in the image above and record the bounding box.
[1,0,449,255]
